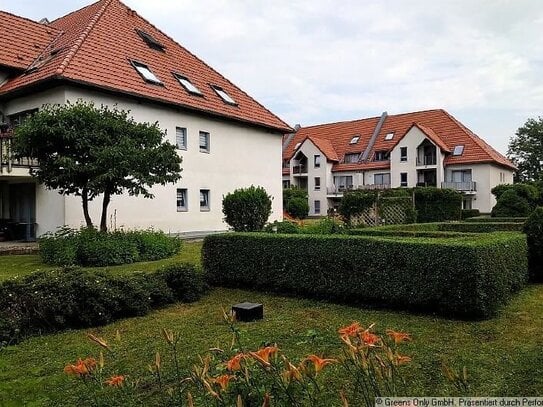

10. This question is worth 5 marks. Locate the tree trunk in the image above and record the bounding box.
[81,187,93,228]
[100,189,111,232]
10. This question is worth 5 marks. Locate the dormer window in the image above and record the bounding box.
[374,150,390,161]
[343,153,360,163]
[211,85,237,105]
[136,29,165,52]
[452,145,464,156]
[349,136,360,144]
[173,73,202,95]
[131,61,162,84]
[385,132,394,140]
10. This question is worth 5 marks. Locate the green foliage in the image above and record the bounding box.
[491,189,533,217]
[263,220,300,234]
[286,197,309,219]
[465,216,527,223]
[348,229,470,238]
[438,222,524,233]
[491,183,539,203]
[523,207,543,282]
[222,185,273,232]
[415,187,462,222]
[461,209,480,219]
[0,263,206,345]
[299,217,346,234]
[13,101,182,231]
[507,116,543,181]
[39,227,180,266]
[338,191,376,224]
[203,232,527,319]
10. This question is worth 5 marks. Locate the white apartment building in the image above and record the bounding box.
[0,0,291,240]
[282,110,515,215]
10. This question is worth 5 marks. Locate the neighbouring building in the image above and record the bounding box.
[0,0,291,240]
[282,110,515,215]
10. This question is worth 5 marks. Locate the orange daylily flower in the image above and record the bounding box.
[250,346,279,366]
[212,374,235,391]
[386,329,411,344]
[64,357,97,377]
[360,330,381,347]
[394,354,412,366]
[105,375,125,387]
[226,353,244,371]
[338,322,363,337]
[306,355,337,373]
[282,361,303,383]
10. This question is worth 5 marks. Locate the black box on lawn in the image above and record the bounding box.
[232,302,263,322]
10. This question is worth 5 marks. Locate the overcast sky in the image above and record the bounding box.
[2,0,542,154]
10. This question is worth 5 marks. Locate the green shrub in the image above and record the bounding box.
[523,207,543,282]
[414,187,462,222]
[263,220,300,234]
[222,185,273,232]
[491,183,539,204]
[0,263,207,345]
[338,191,376,224]
[348,229,471,238]
[491,189,533,217]
[283,187,308,207]
[299,217,345,234]
[461,209,480,219]
[286,197,309,219]
[203,232,527,319]
[155,263,207,302]
[438,222,524,233]
[465,216,527,223]
[39,227,180,266]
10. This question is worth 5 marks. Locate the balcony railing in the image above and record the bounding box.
[442,181,477,192]
[327,184,391,195]
[292,165,308,175]
[416,156,437,166]
[0,133,38,173]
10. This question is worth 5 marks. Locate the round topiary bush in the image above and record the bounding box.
[491,189,532,217]
[222,185,273,232]
[286,197,309,219]
[523,206,543,282]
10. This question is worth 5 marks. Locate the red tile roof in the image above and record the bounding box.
[0,0,291,133]
[306,136,339,161]
[283,109,515,172]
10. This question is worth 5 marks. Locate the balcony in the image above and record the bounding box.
[0,133,38,173]
[416,156,437,166]
[442,181,477,192]
[292,164,308,175]
[327,184,391,196]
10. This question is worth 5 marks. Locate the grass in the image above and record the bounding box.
[1,241,542,405]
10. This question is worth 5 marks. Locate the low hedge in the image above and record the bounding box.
[39,228,181,266]
[465,216,527,223]
[0,263,206,346]
[203,233,527,319]
[347,229,472,238]
[461,209,480,219]
[438,222,524,233]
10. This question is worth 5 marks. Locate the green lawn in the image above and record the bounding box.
[0,241,542,405]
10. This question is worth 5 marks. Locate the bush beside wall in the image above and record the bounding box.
[203,233,527,319]
[0,263,206,345]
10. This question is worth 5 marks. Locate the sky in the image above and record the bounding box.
[2,0,542,155]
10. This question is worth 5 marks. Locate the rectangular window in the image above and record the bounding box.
[451,170,472,182]
[136,29,165,51]
[374,173,391,185]
[350,136,360,144]
[452,145,465,156]
[343,153,360,163]
[200,189,210,211]
[176,127,187,150]
[283,180,291,189]
[314,177,321,190]
[176,188,187,211]
[314,154,321,168]
[400,172,408,187]
[385,132,394,140]
[131,60,162,84]
[314,200,321,214]
[173,73,202,95]
[374,150,390,161]
[211,85,237,105]
[400,147,407,162]
[199,131,210,153]
[334,175,353,190]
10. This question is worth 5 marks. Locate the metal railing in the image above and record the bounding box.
[416,156,437,166]
[0,134,38,173]
[441,181,477,192]
[327,184,391,195]
[292,165,308,174]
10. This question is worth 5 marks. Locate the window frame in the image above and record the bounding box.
[400,172,408,187]
[173,73,203,96]
[175,127,187,150]
[385,132,394,141]
[135,29,165,52]
[349,136,360,144]
[314,154,321,168]
[374,173,391,185]
[400,147,408,162]
[314,200,321,214]
[210,85,237,105]
[314,177,321,191]
[199,131,210,153]
[199,189,210,211]
[176,188,188,212]
[130,60,162,85]
[452,145,465,156]
[343,153,360,163]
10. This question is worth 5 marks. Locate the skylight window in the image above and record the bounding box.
[174,73,202,95]
[350,136,360,144]
[131,61,162,84]
[211,85,237,105]
[452,145,465,156]
[385,132,394,140]
[136,29,165,51]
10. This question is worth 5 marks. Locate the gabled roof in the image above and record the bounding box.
[306,136,339,161]
[0,0,292,133]
[283,109,515,171]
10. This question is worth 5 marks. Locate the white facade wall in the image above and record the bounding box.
[2,85,283,234]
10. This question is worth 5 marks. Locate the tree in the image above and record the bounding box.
[286,197,309,219]
[508,117,543,181]
[222,186,272,232]
[14,101,182,231]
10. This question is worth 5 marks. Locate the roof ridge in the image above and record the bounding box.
[55,0,113,76]
[117,0,292,132]
[50,0,105,24]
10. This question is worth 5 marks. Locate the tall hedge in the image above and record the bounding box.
[414,187,462,222]
[523,207,543,282]
[203,233,527,319]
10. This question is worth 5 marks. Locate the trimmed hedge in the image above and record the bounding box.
[0,263,206,346]
[348,229,472,239]
[438,222,524,233]
[39,228,181,266]
[414,187,462,222]
[203,232,527,319]
[465,216,527,223]
[524,207,543,282]
[461,209,480,219]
